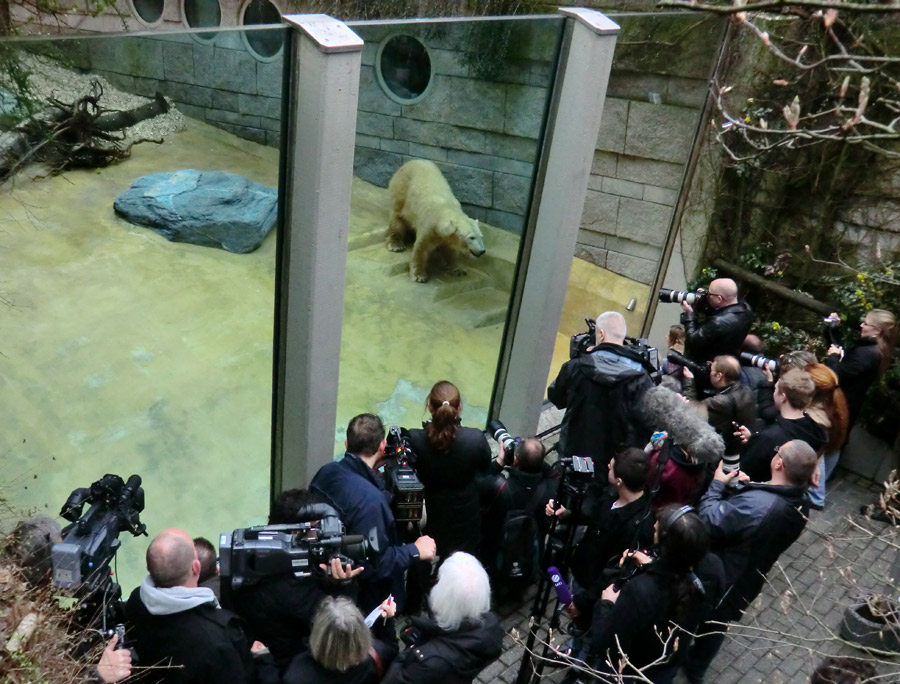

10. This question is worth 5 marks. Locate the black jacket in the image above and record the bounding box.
[681,301,753,362]
[281,619,398,684]
[826,337,881,428]
[547,343,654,469]
[478,461,559,573]
[683,379,757,454]
[229,573,356,672]
[124,587,274,684]
[590,553,726,677]
[569,484,654,607]
[739,414,827,482]
[408,426,491,558]
[698,480,809,621]
[382,613,503,684]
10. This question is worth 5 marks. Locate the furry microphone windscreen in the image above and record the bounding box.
[641,385,725,464]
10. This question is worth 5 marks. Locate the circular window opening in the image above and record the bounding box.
[131,0,165,25]
[183,0,221,30]
[241,0,284,60]
[377,35,431,104]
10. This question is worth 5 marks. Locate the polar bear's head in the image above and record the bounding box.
[439,216,485,258]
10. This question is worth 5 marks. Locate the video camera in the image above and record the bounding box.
[219,504,370,596]
[51,473,147,627]
[659,288,707,307]
[569,317,596,358]
[487,419,517,467]
[383,426,424,525]
[740,351,778,373]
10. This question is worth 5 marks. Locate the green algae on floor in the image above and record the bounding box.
[0,115,649,597]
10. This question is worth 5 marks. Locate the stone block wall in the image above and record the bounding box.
[52,29,285,148]
[348,19,561,234]
[574,14,725,285]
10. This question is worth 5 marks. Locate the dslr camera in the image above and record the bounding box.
[383,426,424,525]
[219,503,370,596]
[667,349,710,380]
[487,419,518,467]
[51,473,147,627]
[659,288,707,307]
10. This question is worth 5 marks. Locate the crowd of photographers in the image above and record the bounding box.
[3,276,896,684]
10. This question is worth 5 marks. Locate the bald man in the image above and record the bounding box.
[548,310,654,471]
[680,277,753,363]
[125,528,273,684]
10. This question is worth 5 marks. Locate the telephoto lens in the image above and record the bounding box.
[658,288,705,306]
[739,352,778,373]
[486,419,516,465]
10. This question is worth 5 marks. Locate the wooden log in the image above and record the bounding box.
[712,258,836,316]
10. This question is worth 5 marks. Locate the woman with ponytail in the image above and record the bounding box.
[407,381,491,559]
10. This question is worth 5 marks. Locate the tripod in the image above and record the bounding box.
[515,462,590,684]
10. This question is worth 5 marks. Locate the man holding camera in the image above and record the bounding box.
[683,440,817,682]
[479,438,558,589]
[310,413,437,613]
[548,311,654,471]
[680,278,753,363]
[228,489,363,672]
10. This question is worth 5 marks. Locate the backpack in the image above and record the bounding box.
[494,477,553,582]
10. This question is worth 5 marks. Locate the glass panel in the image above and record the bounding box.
[547,13,723,387]
[336,16,563,451]
[0,26,285,593]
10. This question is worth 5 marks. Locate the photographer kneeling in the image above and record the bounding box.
[585,506,725,684]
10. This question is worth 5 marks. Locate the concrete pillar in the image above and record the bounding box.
[271,15,363,497]
[491,8,620,438]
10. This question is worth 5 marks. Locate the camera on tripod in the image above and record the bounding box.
[383,426,424,525]
[51,473,147,626]
[219,503,370,596]
[659,288,706,307]
[740,351,778,373]
[487,419,518,467]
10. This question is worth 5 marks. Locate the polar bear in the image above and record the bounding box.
[385,159,486,283]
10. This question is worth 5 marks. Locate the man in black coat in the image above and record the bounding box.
[680,278,753,363]
[683,440,818,683]
[548,310,654,472]
[738,368,826,483]
[228,489,361,672]
[125,528,275,684]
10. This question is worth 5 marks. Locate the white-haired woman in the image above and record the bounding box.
[382,552,503,684]
[282,596,397,684]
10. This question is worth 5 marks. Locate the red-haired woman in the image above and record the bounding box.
[805,364,850,509]
[407,381,491,559]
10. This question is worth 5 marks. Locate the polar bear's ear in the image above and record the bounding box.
[437,219,456,237]
[470,218,483,237]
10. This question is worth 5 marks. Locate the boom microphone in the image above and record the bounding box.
[547,566,573,605]
[641,386,725,464]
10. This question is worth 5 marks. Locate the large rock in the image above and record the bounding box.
[114,169,277,254]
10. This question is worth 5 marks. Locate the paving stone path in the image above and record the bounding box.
[475,469,900,683]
